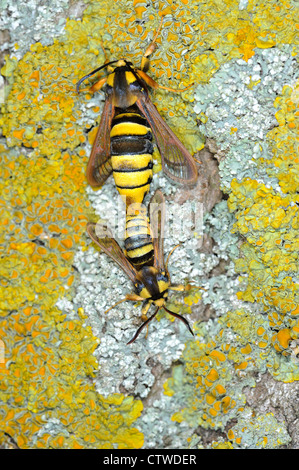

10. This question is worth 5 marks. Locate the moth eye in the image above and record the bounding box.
[134,282,144,294]
[158,272,168,283]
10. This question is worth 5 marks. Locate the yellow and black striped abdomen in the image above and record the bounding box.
[124,203,154,269]
[110,108,153,205]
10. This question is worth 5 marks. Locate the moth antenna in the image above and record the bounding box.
[76,60,119,93]
[127,307,159,345]
[165,243,181,270]
[163,306,194,337]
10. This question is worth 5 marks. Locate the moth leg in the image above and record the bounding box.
[169,284,206,292]
[140,15,164,72]
[165,243,181,270]
[136,68,194,93]
[140,300,151,339]
[139,15,194,92]
[141,300,151,323]
[98,41,116,76]
[79,76,107,93]
[104,293,143,314]
[168,284,186,293]
[193,155,202,165]
[98,40,110,65]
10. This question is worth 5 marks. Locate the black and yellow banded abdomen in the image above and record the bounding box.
[110,108,153,206]
[124,203,154,269]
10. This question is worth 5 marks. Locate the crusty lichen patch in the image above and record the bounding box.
[0,0,298,450]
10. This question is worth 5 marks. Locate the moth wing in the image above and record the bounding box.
[86,94,115,187]
[136,94,198,185]
[87,222,138,284]
[149,189,166,271]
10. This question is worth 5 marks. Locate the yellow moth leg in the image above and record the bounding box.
[140,15,164,71]
[141,300,151,323]
[88,76,107,93]
[169,284,206,292]
[104,292,144,314]
[137,68,194,93]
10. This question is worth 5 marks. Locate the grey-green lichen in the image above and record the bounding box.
[227,410,291,448]
[0,0,86,58]
[193,46,298,191]
[59,174,204,399]
[1,0,298,450]
[57,41,299,449]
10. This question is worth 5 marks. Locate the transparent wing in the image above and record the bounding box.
[87,222,138,283]
[149,189,166,271]
[136,93,198,184]
[86,94,115,187]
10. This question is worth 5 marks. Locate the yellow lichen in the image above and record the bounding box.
[0,1,152,449]
[1,0,298,449]
[228,81,299,356]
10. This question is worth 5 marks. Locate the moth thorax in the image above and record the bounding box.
[110,63,141,108]
[136,266,169,301]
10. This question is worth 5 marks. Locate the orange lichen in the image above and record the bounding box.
[1,0,298,449]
